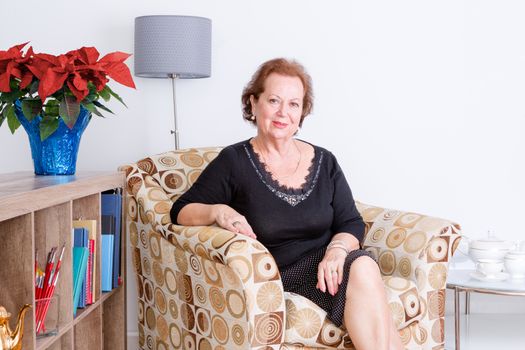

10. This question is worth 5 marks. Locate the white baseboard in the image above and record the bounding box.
[127,332,139,349]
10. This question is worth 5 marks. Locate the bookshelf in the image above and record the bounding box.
[0,171,126,350]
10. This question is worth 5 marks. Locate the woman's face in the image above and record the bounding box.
[250,73,304,141]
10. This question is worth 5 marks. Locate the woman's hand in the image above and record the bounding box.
[316,247,347,296]
[213,204,257,239]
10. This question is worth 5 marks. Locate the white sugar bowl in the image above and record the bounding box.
[504,250,525,279]
[468,237,515,263]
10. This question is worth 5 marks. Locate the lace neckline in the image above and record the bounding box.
[243,139,323,206]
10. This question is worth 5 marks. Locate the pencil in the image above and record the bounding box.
[38,245,65,333]
[36,247,57,333]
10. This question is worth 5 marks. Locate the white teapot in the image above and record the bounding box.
[463,232,515,263]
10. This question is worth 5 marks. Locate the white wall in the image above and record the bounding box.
[2,0,525,335]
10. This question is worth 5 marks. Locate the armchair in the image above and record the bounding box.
[121,147,461,350]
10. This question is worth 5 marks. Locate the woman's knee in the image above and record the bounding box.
[347,255,382,290]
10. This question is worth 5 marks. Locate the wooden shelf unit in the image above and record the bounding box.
[0,172,126,350]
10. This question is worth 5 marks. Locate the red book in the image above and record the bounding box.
[86,239,95,304]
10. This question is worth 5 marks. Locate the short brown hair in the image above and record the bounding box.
[241,58,313,127]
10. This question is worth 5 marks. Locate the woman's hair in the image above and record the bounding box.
[241,58,313,126]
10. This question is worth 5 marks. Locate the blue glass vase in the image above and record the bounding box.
[15,101,91,175]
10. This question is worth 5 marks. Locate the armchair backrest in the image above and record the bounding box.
[132,147,223,202]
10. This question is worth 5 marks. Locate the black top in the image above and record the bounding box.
[170,139,365,269]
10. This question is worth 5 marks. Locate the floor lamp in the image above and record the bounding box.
[134,15,212,150]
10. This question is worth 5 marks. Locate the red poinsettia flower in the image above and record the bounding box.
[0,42,136,140]
[0,42,35,92]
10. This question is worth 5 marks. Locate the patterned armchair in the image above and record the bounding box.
[121,147,461,350]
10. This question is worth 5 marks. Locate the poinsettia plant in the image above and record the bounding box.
[0,43,135,140]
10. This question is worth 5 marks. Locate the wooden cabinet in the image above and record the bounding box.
[0,172,126,350]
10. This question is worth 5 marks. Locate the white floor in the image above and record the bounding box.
[444,313,525,350]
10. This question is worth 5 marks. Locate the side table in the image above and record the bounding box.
[446,269,525,350]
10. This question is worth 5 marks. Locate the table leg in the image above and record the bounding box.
[465,291,470,314]
[455,286,461,350]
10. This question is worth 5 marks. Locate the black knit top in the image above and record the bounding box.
[170,139,365,269]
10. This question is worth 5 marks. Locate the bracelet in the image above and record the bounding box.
[327,243,349,255]
[328,246,350,255]
[327,240,350,255]
[327,240,347,249]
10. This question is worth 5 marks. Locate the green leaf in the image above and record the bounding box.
[83,92,97,104]
[99,86,111,102]
[93,100,114,114]
[21,99,43,121]
[6,105,21,133]
[39,116,59,141]
[82,102,104,117]
[44,99,60,117]
[9,79,19,91]
[51,87,66,102]
[106,85,127,107]
[0,91,23,103]
[59,96,81,129]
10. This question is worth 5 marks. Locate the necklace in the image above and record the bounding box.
[254,138,302,181]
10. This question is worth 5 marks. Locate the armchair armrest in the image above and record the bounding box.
[163,223,286,349]
[357,201,461,348]
[122,163,286,348]
[357,201,461,285]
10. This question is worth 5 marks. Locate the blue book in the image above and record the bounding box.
[102,190,122,288]
[101,234,114,292]
[73,227,88,308]
[72,246,89,316]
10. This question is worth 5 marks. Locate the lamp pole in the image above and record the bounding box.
[169,73,180,150]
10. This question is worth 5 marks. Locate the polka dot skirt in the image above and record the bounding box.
[280,246,376,327]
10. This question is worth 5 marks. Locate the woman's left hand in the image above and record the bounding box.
[316,247,347,296]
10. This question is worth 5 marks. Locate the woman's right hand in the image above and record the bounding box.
[212,204,257,239]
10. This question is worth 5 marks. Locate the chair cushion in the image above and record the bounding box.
[283,277,422,348]
[284,292,352,349]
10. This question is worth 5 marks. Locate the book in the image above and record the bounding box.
[87,239,95,303]
[72,246,89,316]
[101,234,114,292]
[73,219,97,304]
[102,189,122,288]
[73,227,88,308]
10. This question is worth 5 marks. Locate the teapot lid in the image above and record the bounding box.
[469,231,514,250]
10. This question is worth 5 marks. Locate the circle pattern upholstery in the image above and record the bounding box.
[121,147,462,350]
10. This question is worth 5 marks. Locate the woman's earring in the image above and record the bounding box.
[250,115,256,121]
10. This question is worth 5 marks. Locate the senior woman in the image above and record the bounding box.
[170,58,403,350]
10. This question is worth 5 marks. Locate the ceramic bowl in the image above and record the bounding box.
[468,247,511,262]
[504,251,525,279]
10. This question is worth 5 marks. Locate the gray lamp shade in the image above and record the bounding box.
[134,15,211,79]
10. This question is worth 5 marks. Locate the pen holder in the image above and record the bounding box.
[35,295,59,337]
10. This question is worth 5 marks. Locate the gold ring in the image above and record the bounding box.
[232,221,241,227]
